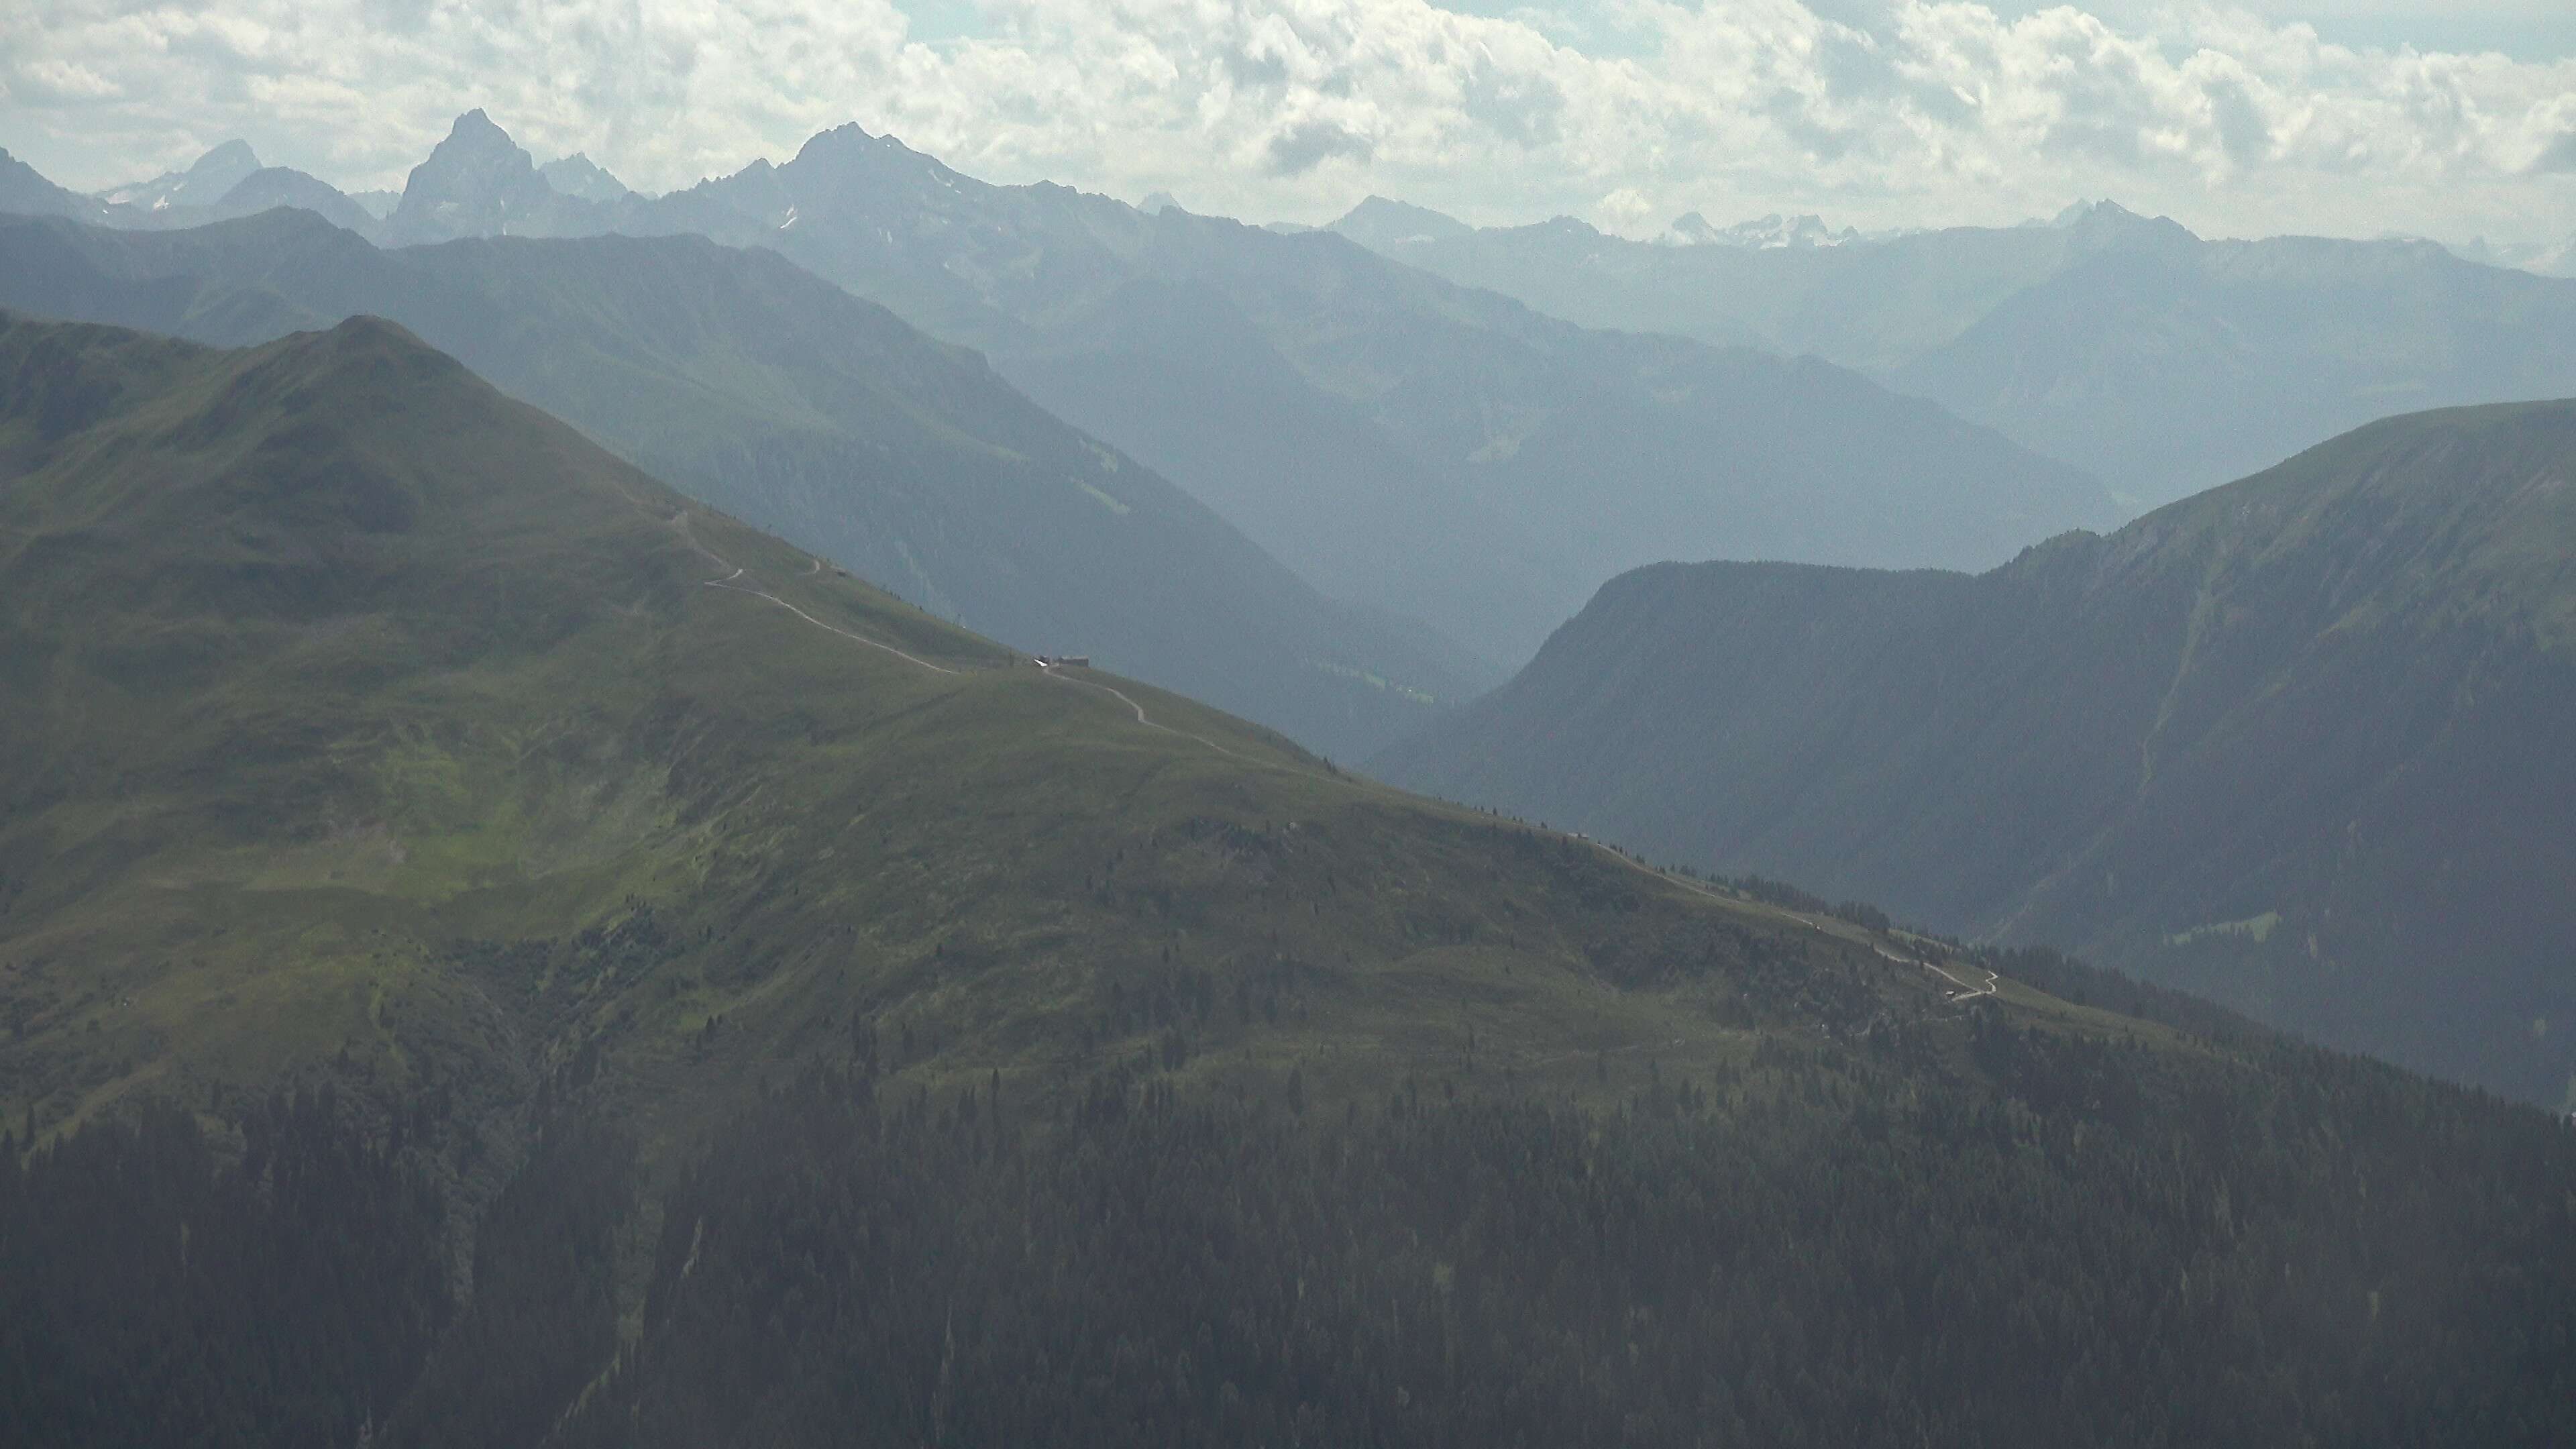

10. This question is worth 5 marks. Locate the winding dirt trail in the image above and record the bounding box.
[672,515,957,677]
[670,508,1270,767]
[700,570,960,676]
[1033,663,1252,762]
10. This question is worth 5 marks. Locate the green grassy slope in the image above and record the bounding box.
[0,311,2042,1175]
[0,209,1490,761]
[1379,399,2576,1105]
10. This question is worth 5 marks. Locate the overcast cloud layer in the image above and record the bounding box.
[5,0,2571,243]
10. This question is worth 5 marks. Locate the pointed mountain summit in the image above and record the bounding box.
[99,138,262,211]
[388,109,604,244]
[1663,211,1722,244]
[1328,195,1474,250]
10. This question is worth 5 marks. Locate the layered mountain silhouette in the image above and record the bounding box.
[620,122,2121,663]
[1379,400,2576,1106]
[1,115,2117,673]
[188,112,2101,666]
[19,139,388,240]
[1332,199,2576,510]
[0,209,1487,760]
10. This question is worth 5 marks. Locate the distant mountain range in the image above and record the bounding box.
[2451,232,2576,278]
[595,119,2122,665]
[1379,400,2576,1106]
[180,111,2110,665]
[4,119,643,249]
[12,115,2123,675]
[1328,198,2576,511]
[0,209,1486,761]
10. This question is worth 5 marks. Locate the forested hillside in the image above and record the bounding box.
[1380,400,2576,1106]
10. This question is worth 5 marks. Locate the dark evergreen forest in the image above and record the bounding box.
[11,998,2575,1448]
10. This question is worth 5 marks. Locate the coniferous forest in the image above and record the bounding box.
[11,998,2575,1448]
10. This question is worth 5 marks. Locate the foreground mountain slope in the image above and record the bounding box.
[1331,199,2576,508]
[0,209,1485,759]
[3,315,2572,1447]
[0,309,1970,1161]
[1380,400,2576,1104]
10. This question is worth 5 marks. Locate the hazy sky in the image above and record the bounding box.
[5,1,2571,244]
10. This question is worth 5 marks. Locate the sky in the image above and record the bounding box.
[4,1,2572,244]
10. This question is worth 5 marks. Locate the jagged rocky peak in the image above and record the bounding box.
[1139,191,1181,215]
[2047,197,2168,231]
[427,109,535,181]
[388,109,573,244]
[189,140,262,184]
[2042,197,2202,250]
[540,152,631,203]
[1661,210,1856,249]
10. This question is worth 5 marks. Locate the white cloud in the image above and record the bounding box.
[4,0,2571,243]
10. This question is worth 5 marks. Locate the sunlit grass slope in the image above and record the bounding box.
[1,312,2140,1179]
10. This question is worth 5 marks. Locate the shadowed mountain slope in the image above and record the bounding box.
[0,209,1488,759]
[1379,400,2576,1105]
